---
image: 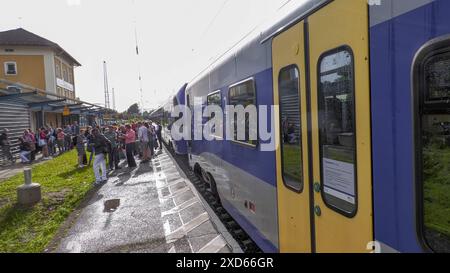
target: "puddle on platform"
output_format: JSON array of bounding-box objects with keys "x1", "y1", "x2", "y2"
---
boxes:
[{"x1": 104, "y1": 199, "x2": 121, "y2": 213}]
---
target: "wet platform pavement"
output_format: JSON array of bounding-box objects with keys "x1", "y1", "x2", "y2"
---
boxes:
[{"x1": 55, "y1": 149, "x2": 241, "y2": 253}]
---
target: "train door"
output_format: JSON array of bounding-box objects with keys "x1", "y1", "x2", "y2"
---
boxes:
[
  {"x1": 274, "y1": 0, "x2": 373, "y2": 253},
  {"x1": 308, "y1": 0, "x2": 373, "y2": 252},
  {"x1": 273, "y1": 21, "x2": 312, "y2": 253}
]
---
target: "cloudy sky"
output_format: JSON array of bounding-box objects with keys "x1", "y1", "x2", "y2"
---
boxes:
[{"x1": 1, "y1": 0, "x2": 307, "y2": 112}]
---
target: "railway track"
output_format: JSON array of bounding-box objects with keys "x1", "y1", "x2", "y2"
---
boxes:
[{"x1": 163, "y1": 144, "x2": 262, "y2": 253}]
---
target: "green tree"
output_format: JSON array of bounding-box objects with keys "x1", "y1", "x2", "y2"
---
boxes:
[{"x1": 127, "y1": 103, "x2": 141, "y2": 115}]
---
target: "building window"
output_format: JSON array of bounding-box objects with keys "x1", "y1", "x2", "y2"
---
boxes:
[
  {"x1": 68, "y1": 70, "x2": 74, "y2": 84},
  {"x1": 228, "y1": 79, "x2": 257, "y2": 147},
  {"x1": 279, "y1": 65, "x2": 303, "y2": 192},
  {"x1": 4, "y1": 62, "x2": 17, "y2": 75},
  {"x1": 55, "y1": 64, "x2": 61, "y2": 79},
  {"x1": 63, "y1": 68, "x2": 68, "y2": 82},
  {"x1": 318, "y1": 47, "x2": 357, "y2": 217},
  {"x1": 415, "y1": 42, "x2": 450, "y2": 253}
]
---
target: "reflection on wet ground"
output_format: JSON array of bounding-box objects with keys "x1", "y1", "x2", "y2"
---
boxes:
[
  {"x1": 54, "y1": 150, "x2": 233, "y2": 253},
  {"x1": 103, "y1": 199, "x2": 120, "y2": 213}
]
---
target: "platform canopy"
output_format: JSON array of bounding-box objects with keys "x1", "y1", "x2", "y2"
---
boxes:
[{"x1": 0, "y1": 78, "x2": 114, "y2": 116}]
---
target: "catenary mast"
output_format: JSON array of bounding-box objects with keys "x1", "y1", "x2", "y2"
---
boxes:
[{"x1": 103, "y1": 61, "x2": 110, "y2": 109}]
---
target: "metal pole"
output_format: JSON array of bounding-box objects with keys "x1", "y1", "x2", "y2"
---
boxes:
[
  {"x1": 24, "y1": 169, "x2": 32, "y2": 185},
  {"x1": 112, "y1": 88, "x2": 116, "y2": 111},
  {"x1": 41, "y1": 106, "x2": 45, "y2": 128},
  {"x1": 103, "y1": 61, "x2": 110, "y2": 109}
]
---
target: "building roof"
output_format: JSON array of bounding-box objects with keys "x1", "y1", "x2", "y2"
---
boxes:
[
  {"x1": 0, "y1": 80, "x2": 112, "y2": 115},
  {"x1": 0, "y1": 28, "x2": 81, "y2": 66}
]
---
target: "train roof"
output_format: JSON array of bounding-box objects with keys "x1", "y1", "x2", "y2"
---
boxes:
[
  {"x1": 187, "y1": 0, "x2": 329, "y2": 89},
  {"x1": 151, "y1": 83, "x2": 188, "y2": 115}
]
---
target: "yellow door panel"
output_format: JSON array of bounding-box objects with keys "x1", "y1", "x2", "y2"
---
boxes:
[
  {"x1": 273, "y1": 21, "x2": 312, "y2": 253},
  {"x1": 308, "y1": 0, "x2": 373, "y2": 252}
]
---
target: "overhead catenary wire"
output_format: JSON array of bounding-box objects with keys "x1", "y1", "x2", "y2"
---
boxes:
[
  {"x1": 189, "y1": 24, "x2": 259, "y2": 83},
  {"x1": 132, "y1": 0, "x2": 144, "y2": 113},
  {"x1": 278, "y1": 0, "x2": 293, "y2": 10},
  {"x1": 188, "y1": 0, "x2": 230, "y2": 61},
  {"x1": 189, "y1": 0, "x2": 290, "y2": 83},
  {"x1": 198, "y1": 0, "x2": 230, "y2": 41}
]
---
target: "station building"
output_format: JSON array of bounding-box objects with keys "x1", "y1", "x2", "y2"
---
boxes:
[{"x1": 0, "y1": 28, "x2": 109, "y2": 157}]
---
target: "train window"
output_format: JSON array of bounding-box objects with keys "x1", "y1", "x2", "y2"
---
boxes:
[
  {"x1": 417, "y1": 47, "x2": 450, "y2": 253},
  {"x1": 207, "y1": 91, "x2": 222, "y2": 136},
  {"x1": 424, "y1": 53, "x2": 450, "y2": 101},
  {"x1": 228, "y1": 79, "x2": 257, "y2": 147},
  {"x1": 318, "y1": 47, "x2": 357, "y2": 217},
  {"x1": 207, "y1": 91, "x2": 221, "y2": 106},
  {"x1": 279, "y1": 65, "x2": 303, "y2": 192},
  {"x1": 186, "y1": 94, "x2": 191, "y2": 147}
]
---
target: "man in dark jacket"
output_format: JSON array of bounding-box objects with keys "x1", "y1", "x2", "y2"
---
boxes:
[
  {"x1": 89, "y1": 128, "x2": 111, "y2": 186},
  {"x1": 104, "y1": 125, "x2": 121, "y2": 171},
  {"x1": 85, "y1": 126, "x2": 93, "y2": 165},
  {"x1": 155, "y1": 122, "x2": 163, "y2": 150},
  {"x1": 0, "y1": 128, "x2": 14, "y2": 163}
]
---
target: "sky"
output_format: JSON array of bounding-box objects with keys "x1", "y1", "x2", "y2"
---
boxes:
[{"x1": 1, "y1": 0, "x2": 308, "y2": 112}]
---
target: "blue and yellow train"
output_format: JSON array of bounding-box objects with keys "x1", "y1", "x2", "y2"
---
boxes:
[{"x1": 151, "y1": 0, "x2": 450, "y2": 253}]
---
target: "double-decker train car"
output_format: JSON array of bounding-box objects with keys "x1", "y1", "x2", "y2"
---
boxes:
[
  {"x1": 164, "y1": 0, "x2": 450, "y2": 253},
  {"x1": 151, "y1": 83, "x2": 188, "y2": 155}
]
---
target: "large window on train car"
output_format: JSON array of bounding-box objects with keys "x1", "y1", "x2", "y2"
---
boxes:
[
  {"x1": 172, "y1": 96, "x2": 183, "y2": 132},
  {"x1": 417, "y1": 47, "x2": 450, "y2": 253},
  {"x1": 318, "y1": 47, "x2": 357, "y2": 217},
  {"x1": 279, "y1": 65, "x2": 303, "y2": 192},
  {"x1": 186, "y1": 94, "x2": 192, "y2": 147},
  {"x1": 228, "y1": 79, "x2": 257, "y2": 147},
  {"x1": 207, "y1": 91, "x2": 222, "y2": 137}
]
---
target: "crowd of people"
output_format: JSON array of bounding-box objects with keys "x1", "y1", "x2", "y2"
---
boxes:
[
  {"x1": 13, "y1": 121, "x2": 82, "y2": 164},
  {"x1": 1, "y1": 123, "x2": 81, "y2": 165},
  {"x1": 1, "y1": 121, "x2": 164, "y2": 187},
  {"x1": 80, "y1": 121, "x2": 163, "y2": 186}
]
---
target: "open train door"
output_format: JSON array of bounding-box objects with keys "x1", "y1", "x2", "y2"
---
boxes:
[{"x1": 307, "y1": 0, "x2": 373, "y2": 252}]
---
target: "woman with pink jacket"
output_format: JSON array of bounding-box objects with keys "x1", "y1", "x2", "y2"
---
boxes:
[{"x1": 119, "y1": 124, "x2": 137, "y2": 168}]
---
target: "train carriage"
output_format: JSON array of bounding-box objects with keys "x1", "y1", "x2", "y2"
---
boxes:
[
  {"x1": 151, "y1": 84, "x2": 188, "y2": 155},
  {"x1": 164, "y1": 0, "x2": 450, "y2": 253}
]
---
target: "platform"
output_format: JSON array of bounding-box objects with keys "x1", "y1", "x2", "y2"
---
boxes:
[{"x1": 53, "y1": 149, "x2": 241, "y2": 253}]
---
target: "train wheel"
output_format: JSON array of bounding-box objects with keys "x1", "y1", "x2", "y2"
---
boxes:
[
  {"x1": 207, "y1": 173, "x2": 220, "y2": 203},
  {"x1": 194, "y1": 164, "x2": 202, "y2": 179},
  {"x1": 201, "y1": 167, "x2": 210, "y2": 185}
]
